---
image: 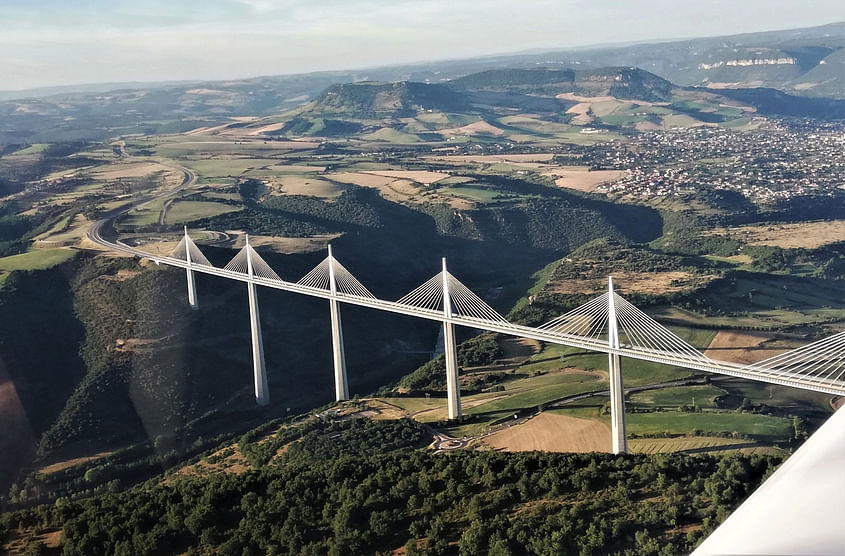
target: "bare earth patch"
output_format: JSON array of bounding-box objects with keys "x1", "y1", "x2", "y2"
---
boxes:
[
  {"x1": 425, "y1": 153, "x2": 555, "y2": 163},
  {"x1": 227, "y1": 233, "x2": 340, "y2": 254},
  {"x1": 173, "y1": 444, "x2": 252, "y2": 478},
  {"x1": 635, "y1": 121, "x2": 663, "y2": 131},
  {"x1": 91, "y1": 162, "x2": 165, "y2": 179},
  {"x1": 483, "y1": 412, "x2": 610, "y2": 453},
  {"x1": 439, "y1": 121, "x2": 505, "y2": 137},
  {"x1": 329, "y1": 172, "x2": 394, "y2": 188},
  {"x1": 328, "y1": 172, "x2": 424, "y2": 203},
  {"x1": 547, "y1": 270, "x2": 718, "y2": 297},
  {"x1": 708, "y1": 220, "x2": 845, "y2": 249},
  {"x1": 556, "y1": 93, "x2": 616, "y2": 103},
  {"x1": 565, "y1": 102, "x2": 594, "y2": 125},
  {"x1": 361, "y1": 399, "x2": 413, "y2": 420},
  {"x1": 362, "y1": 170, "x2": 451, "y2": 184},
  {"x1": 38, "y1": 452, "x2": 113, "y2": 475},
  {"x1": 704, "y1": 330, "x2": 786, "y2": 365},
  {"x1": 273, "y1": 175, "x2": 347, "y2": 198},
  {"x1": 541, "y1": 166, "x2": 626, "y2": 192}
]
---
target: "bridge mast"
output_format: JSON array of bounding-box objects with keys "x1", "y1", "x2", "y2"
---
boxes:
[
  {"x1": 184, "y1": 227, "x2": 198, "y2": 310},
  {"x1": 442, "y1": 258, "x2": 462, "y2": 419},
  {"x1": 607, "y1": 276, "x2": 628, "y2": 454},
  {"x1": 327, "y1": 245, "x2": 349, "y2": 401},
  {"x1": 246, "y1": 236, "x2": 269, "y2": 405}
]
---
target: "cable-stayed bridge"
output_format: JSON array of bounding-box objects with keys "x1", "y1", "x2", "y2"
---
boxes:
[{"x1": 89, "y1": 224, "x2": 845, "y2": 454}]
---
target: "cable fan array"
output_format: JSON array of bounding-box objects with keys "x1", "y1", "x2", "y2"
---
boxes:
[
  {"x1": 396, "y1": 271, "x2": 511, "y2": 325},
  {"x1": 539, "y1": 291, "x2": 708, "y2": 364},
  {"x1": 223, "y1": 244, "x2": 282, "y2": 281},
  {"x1": 538, "y1": 292, "x2": 610, "y2": 339},
  {"x1": 741, "y1": 331, "x2": 845, "y2": 388},
  {"x1": 296, "y1": 256, "x2": 376, "y2": 298},
  {"x1": 151, "y1": 228, "x2": 845, "y2": 396},
  {"x1": 611, "y1": 293, "x2": 707, "y2": 364},
  {"x1": 169, "y1": 235, "x2": 213, "y2": 267}
]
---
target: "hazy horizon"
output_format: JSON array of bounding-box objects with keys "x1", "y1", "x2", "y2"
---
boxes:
[{"x1": 3, "y1": 0, "x2": 844, "y2": 91}]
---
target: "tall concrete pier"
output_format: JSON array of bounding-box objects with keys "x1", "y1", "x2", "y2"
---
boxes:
[
  {"x1": 607, "y1": 276, "x2": 628, "y2": 454},
  {"x1": 442, "y1": 258, "x2": 462, "y2": 420},
  {"x1": 184, "y1": 227, "x2": 198, "y2": 310},
  {"x1": 327, "y1": 245, "x2": 349, "y2": 401},
  {"x1": 246, "y1": 236, "x2": 269, "y2": 405}
]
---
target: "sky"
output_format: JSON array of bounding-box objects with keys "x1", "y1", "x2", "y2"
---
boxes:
[{"x1": 2, "y1": 0, "x2": 843, "y2": 91}]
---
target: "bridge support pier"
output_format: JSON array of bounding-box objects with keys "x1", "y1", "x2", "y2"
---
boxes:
[
  {"x1": 246, "y1": 237, "x2": 269, "y2": 406},
  {"x1": 184, "y1": 227, "x2": 198, "y2": 310},
  {"x1": 442, "y1": 259, "x2": 462, "y2": 420},
  {"x1": 607, "y1": 277, "x2": 628, "y2": 454},
  {"x1": 186, "y1": 267, "x2": 198, "y2": 310},
  {"x1": 327, "y1": 246, "x2": 349, "y2": 401}
]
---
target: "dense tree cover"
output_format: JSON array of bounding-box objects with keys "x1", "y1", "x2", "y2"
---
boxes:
[
  {"x1": 457, "y1": 334, "x2": 503, "y2": 368},
  {"x1": 396, "y1": 334, "x2": 504, "y2": 394},
  {"x1": 1, "y1": 435, "x2": 781, "y2": 555},
  {"x1": 554, "y1": 238, "x2": 719, "y2": 280},
  {"x1": 398, "y1": 356, "x2": 448, "y2": 392},
  {"x1": 237, "y1": 179, "x2": 261, "y2": 205}
]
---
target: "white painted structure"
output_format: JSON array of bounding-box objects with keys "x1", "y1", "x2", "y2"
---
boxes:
[
  {"x1": 692, "y1": 404, "x2": 845, "y2": 555},
  {"x1": 607, "y1": 277, "x2": 628, "y2": 454},
  {"x1": 441, "y1": 258, "x2": 462, "y2": 420},
  {"x1": 90, "y1": 225, "x2": 845, "y2": 454},
  {"x1": 327, "y1": 245, "x2": 349, "y2": 402}
]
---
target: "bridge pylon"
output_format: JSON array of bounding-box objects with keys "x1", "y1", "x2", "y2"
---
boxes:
[
  {"x1": 184, "y1": 227, "x2": 199, "y2": 310},
  {"x1": 327, "y1": 245, "x2": 349, "y2": 401},
  {"x1": 442, "y1": 258, "x2": 462, "y2": 420},
  {"x1": 246, "y1": 235, "x2": 269, "y2": 406},
  {"x1": 607, "y1": 276, "x2": 628, "y2": 454}
]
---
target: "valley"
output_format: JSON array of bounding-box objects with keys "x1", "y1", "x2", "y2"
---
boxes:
[{"x1": 0, "y1": 21, "x2": 843, "y2": 554}]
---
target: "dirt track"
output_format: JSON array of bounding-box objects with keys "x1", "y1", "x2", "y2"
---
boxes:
[{"x1": 482, "y1": 412, "x2": 610, "y2": 453}]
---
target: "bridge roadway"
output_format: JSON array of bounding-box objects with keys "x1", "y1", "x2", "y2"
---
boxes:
[{"x1": 87, "y1": 219, "x2": 845, "y2": 397}]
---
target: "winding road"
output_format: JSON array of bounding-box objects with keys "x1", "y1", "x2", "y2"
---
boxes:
[{"x1": 87, "y1": 158, "x2": 196, "y2": 249}]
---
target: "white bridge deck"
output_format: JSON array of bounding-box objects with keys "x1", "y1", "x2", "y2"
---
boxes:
[{"x1": 93, "y1": 225, "x2": 845, "y2": 398}]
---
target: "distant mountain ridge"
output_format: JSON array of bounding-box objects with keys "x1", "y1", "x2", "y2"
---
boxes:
[
  {"x1": 311, "y1": 81, "x2": 470, "y2": 117},
  {"x1": 448, "y1": 67, "x2": 674, "y2": 101},
  {"x1": 0, "y1": 23, "x2": 841, "y2": 143},
  {"x1": 304, "y1": 67, "x2": 677, "y2": 119}
]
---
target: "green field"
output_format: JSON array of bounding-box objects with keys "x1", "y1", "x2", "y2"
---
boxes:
[
  {"x1": 9, "y1": 143, "x2": 50, "y2": 156},
  {"x1": 118, "y1": 199, "x2": 168, "y2": 229},
  {"x1": 466, "y1": 371, "x2": 606, "y2": 416},
  {"x1": 150, "y1": 140, "x2": 316, "y2": 158},
  {"x1": 629, "y1": 436, "x2": 785, "y2": 456},
  {"x1": 358, "y1": 128, "x2": 422, "y2": 144},
  {"x1": 527, "y1": 327, "x2": 715, "y2": 387},
  {"x1": 182, "y1": 158, "x2": 286, "y2": 178},
  {"x1": 0, "y1": 248, "x2": 78, "y2": 288},
  {"x1": 653, "y1": 274, "x2": 845, "y2": 328},
  {"x1": 164, "y1": 200, "x2": 240, "y2": 225},
  {"x1": 628, "y1": 384, "x2": 726, "y2": 410},
  {"x1": 717, "y1": 380, "x2": 833, "y2": 412},
  {"x1": 626, "y1": 412, "x2": 793, "y2": 443},
  {"x1": 0, "y1": 248, "x2": 77, "y2": 272}
]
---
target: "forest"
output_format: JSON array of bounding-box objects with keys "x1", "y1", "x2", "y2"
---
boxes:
[{"x1": 1, "y1": 418, "x2": 781, "y2": 555}]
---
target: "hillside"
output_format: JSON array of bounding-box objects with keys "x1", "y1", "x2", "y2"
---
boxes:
[
  {"x1": 308, "y1": 81, "x2": 471, "y2": 117},
  {"x1": 1, "y1": 414, "x2": 783, "y2": 555},
  {"x1": 448, "y1": 67, "x2": 675, "y2": 101}
]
